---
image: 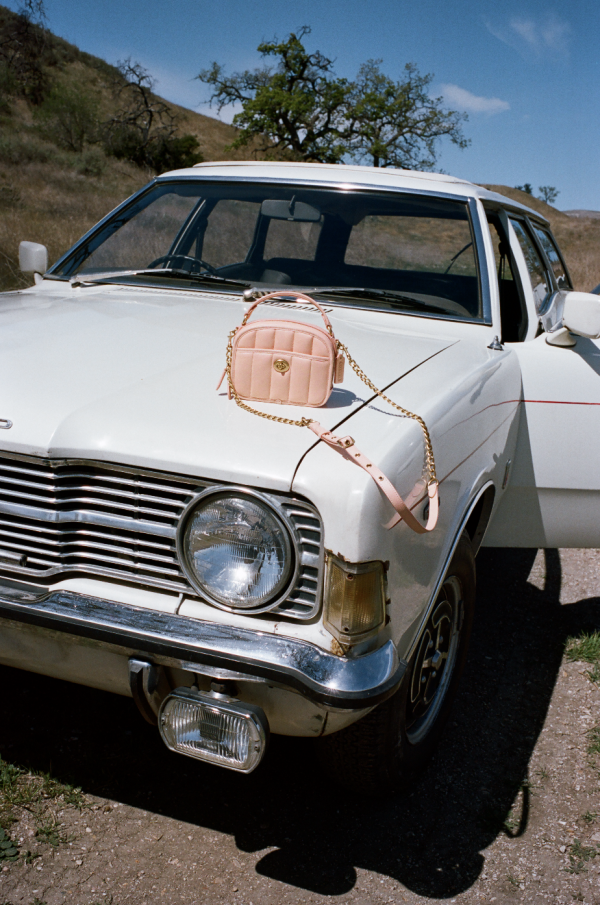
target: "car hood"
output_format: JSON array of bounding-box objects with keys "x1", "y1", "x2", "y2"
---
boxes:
[{"x1": 0, "y1": 284, "x2": 456, "y2": 491}]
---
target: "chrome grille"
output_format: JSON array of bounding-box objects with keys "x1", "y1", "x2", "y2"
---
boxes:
[{"x1": 0, "y1": 453, "x2": 323, "y2": 620}]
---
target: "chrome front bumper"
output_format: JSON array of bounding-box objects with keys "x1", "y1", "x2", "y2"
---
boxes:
[{"x1": 0, "y1": 582, "x2": 405, "y2": 709}]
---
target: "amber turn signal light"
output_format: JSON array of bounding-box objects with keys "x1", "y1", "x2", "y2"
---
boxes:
[{"x1": 324, "y1": 553, "x2": 387, "y2": 644}]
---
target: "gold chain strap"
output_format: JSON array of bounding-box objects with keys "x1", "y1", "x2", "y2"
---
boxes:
[
  {"x1": 336, "y1": 341, "x2": 437, "y2": 484},
  {"x1": 224, "y1": 329, "x2": 437, "y2": 484}
]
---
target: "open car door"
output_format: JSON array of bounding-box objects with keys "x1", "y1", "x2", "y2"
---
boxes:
[{"x1": 484, "y1": 212, "x2": 600, "y2": 548}]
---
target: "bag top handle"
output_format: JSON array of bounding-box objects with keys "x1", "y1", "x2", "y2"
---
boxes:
[{"x1": 241, "y1": 290, "x2": 334, "y2": 335}]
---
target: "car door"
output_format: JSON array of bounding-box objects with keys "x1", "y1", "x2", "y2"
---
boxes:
[{"x1": 484, "y1": 212, "x2": 600, "y2": 548}]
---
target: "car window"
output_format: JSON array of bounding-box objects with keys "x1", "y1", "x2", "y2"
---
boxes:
[
  {"x1": 201, "y1": 200, "x2": 261, "y2": 268},
  {"x1": 487, "y1": 221, "x2": 514, "y2": 282},
  {"x1": 509, "y1": 218, "x2": 550, "y2": 314},
  {"x1": 77, "y1": 192, "x2": 200, "y2": 274},
  {"x1": 532, "y1": 227, "x2": 572, "y2": 290},
  {"x1": 52, "y1": 182, "x2": 484, "y2": 323},
  {"x1": 345, "y1": 215, "x2": 477, "y2": 276}
]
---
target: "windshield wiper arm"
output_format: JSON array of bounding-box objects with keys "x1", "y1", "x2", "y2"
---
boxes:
[{"x1": 74, "y1": 269, "x2": 252, "y2": 289}]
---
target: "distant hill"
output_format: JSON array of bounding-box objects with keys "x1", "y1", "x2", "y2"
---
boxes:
[{"x1": 565, "y1": 210, "x2": 600, "y2": 220}]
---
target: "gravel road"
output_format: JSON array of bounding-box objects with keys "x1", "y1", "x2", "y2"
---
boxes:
[{"x1": 1, "y1": 546, "x2": 600, "y2": 905}]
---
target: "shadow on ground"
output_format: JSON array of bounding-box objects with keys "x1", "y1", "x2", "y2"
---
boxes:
[{"x1": 2, "y1": 548, "x2": 599, "y2": 899}]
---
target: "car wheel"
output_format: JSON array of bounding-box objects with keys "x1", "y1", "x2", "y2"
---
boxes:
[{"x1": 319, "y1": 531, "x2": 475, "y2": 793}]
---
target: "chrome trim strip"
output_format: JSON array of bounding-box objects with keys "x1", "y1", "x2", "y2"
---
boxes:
[
  {"x1": 0, "y1": 449, "x2": 195, "y2": 478},
  {"x1": 0, "y1": 500, "x2": 176, "y2": 538},
  {"x1": 0, "y1": 587, "x2": 405, "y2": 709}
]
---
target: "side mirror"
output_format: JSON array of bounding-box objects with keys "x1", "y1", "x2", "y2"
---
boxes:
[
  {"x1": 562, "y1": 291, "x2": 600, "y2": 339},
  {"x1": 19, "y1": 241, "x2": 48, "y2": 274}
]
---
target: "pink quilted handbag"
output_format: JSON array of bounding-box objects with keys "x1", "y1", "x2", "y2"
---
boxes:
[
  {"x1": 218, "y1": 290, "x2": 439, "y2": 534},
  {"x1": 227, "y1": 290, "x2": 343, "y2": 406}
]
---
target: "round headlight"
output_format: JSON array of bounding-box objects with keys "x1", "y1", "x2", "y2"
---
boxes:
[{"x1": 178, "y1": 491, "x2": 294, "y2": 610}]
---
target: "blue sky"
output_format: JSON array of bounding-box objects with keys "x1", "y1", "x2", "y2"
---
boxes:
[{"x1": 7, "y1": 0, "x2": 600, "y2": 210}]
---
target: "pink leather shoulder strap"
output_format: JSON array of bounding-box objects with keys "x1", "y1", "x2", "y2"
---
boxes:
[
  {"x1": 242, "y1": 290, "x2": 333, "y2": 334},
  {"x1": 308, "y1": 421, "x2": 439, "y2": 534}
]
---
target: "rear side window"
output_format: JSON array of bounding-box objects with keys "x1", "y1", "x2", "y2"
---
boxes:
[
  {"x1": 509, "y1": 218, "x2": 550, "y2": 313},
  {"x1": 532, "y1": 227, "x2": 572, "y2": 290}
]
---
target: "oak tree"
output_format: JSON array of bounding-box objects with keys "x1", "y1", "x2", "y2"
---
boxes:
[
  {"x1": 345, "y1": 60, "x2": 468, "y2": 168},
  {"x1": 197, "y1": 28, "x2": 468, "y2": 169}
]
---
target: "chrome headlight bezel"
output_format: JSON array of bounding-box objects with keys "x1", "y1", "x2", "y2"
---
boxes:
[{"x1": 176, "y1": 485, "x2": 299, "y2": 614}]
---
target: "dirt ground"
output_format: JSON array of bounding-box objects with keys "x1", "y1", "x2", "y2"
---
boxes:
[{"x1": 1, "y1": 546, "x2": 600, "y2": 905}]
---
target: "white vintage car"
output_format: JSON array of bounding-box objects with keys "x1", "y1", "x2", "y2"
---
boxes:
[{"x1": 2, "y1": 162, "x2": 599, "y2": 790}]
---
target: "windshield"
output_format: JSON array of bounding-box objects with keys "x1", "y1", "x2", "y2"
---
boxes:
[{"x1": 53, "y1": 180, "x2": 483, "y2": 321}]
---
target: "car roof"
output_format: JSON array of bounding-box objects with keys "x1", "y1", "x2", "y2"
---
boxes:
[{"x1": 158, "y1": 160, "x2": 549, "y2": 226}]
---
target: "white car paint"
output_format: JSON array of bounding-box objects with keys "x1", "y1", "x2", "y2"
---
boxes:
[{"x1": 484, "y1": 331, "x2": 600, "y2": 548}]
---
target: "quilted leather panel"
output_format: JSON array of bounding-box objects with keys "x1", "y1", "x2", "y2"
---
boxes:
[
  {"x1": 231, "y1": 319, "x2": 336, "y2": 406},
  {"x1": 232, "y1": 349, "x2": 334, "y2": 406},
  {"x1": 236, "y1": 321, "x2": 331, "y2": 358}
]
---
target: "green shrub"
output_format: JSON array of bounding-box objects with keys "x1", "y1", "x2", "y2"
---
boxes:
[
  {"x1": 103, "y1": 122, "x2": 146, "y2": 166},
  {"x1": 104, "y1": 127, "x2": 202, "y2": 173},
  {"x1": 150, "y1": 133, "x2": 203, "y2": 172},
  {"x1": 74, "y1": 146, "x2": 107, "y2": 177},
  {"x1": 34, "y1": 81, "x2": 100, "y2": 152},
  {"x1": 0, "y1": 132, "x2": 64, "y2": 165}
]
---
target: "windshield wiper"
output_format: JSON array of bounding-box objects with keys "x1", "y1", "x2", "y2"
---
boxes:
[
  {"x1": 73, "y1": 269, "x2": 252, "y2": 290},
  {"x1": 313, "y1": 287, "x2": 445, "y2": 313},
  {"x1": 131, "y1": 269, "x2": 252, "y2": 287}
]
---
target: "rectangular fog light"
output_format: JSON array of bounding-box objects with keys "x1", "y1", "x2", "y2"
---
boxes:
[{"x1": 158, "y1": 687, "x2": 268, "y2": 773}]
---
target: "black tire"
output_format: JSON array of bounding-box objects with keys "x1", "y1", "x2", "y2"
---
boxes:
[{"x1": 319, "y1": 531, "x2": 475, "y2": 793}]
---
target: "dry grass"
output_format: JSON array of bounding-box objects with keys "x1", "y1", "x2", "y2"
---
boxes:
[
  {"x1": 0, "y1": 111, "x2": 255, "y2": 291},
  {"x1": 0, "y1": 155, "x2": 148, "y2": 290}
]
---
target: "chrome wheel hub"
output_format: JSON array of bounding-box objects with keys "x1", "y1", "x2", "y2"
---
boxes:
[{"x1": 406, "y1": 575, "x2": 463, "y2": 745}]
